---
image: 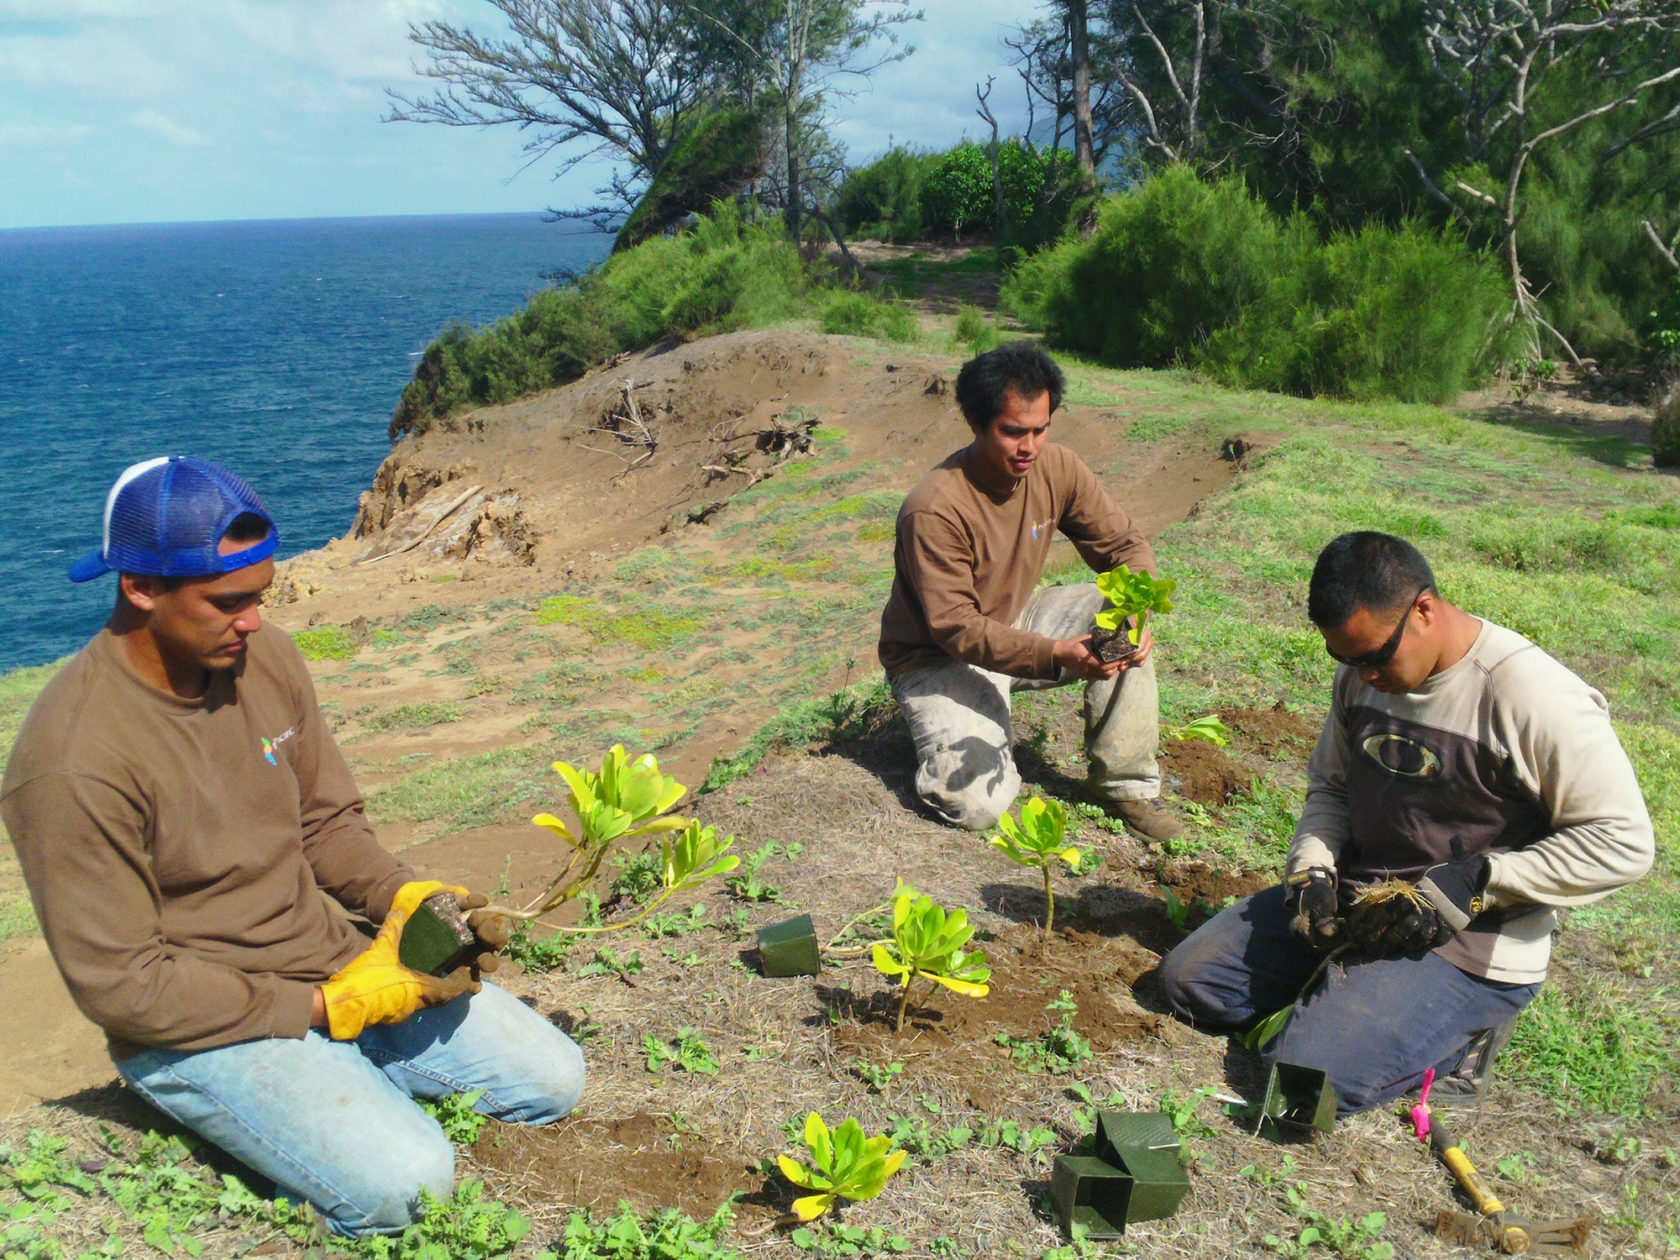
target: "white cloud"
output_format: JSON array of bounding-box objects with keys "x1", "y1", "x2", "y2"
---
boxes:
[
  {"x1": 0, "y1": 121, "x2": 95, "y2": 148},
  {"x1": 130, "y1": 109, "x2": 211, "y2": 148},
  {"x1": 0, "y1": 30, "x2": 180, "y2": 97},
  {"x1": 225, "y1": 0, "x2": 453, "y2": 85}
]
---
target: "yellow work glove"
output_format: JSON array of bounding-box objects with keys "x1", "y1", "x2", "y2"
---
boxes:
[{"x1": 321, "y1": 880, "x2": 480, "y2": 1040}]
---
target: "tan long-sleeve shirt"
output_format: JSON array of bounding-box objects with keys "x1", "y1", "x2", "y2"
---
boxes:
[
  {"x1": 878, "y1": 442, "x2": 1155, "y2": 679},
  {"x1": 1286, "y1": 620, "x2": 1653, "y2": 983},
  {"x1": 1, "y1": 627, "x2": 411, "y2": 1060}
]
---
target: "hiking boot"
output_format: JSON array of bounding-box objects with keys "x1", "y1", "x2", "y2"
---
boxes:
[
  {"x1": 1110, "y1": 797, "x2": 1186, "y2": 843},
  {"x1": 1431, "y1": 1015, "x2": 1520, "y2": 1109}
]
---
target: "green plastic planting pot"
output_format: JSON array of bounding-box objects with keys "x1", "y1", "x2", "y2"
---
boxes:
[
  {"x1": 756, "y1": 913, "x2": 820, "y2": 977},
  {"x1": 1049, "y1": 1154, "x2": 1132, "y2": 1240},
  {"x1": 1092, "y1": 1110, "x2": 1190, "y2": 1222},
  {"x1": 398, "y1": 894, "x2": 477, "y2": 977},
  {"x1": 1260, "y1": 1060, "x2": 1337, "y2": 1135}
]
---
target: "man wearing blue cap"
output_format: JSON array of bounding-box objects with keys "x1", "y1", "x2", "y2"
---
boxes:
[{"x1": 2, "y1": 457, "x2": 585, "y2": 1236}]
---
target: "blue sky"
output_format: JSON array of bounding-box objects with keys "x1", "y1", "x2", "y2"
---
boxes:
[{"x1": 1, "y1": 0, "x2": 1043, "y2": 230}]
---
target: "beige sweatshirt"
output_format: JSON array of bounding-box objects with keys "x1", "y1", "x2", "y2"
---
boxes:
[
  {"x1": 878, "y1": 442, "x2": 1156, "y2": 679},
  {"x1": 1287, "y1": 620, "x2": 1653, "y2": 983},
  {"x1": 1, "y1": 627, "x2": 411, "y2": 1060}
]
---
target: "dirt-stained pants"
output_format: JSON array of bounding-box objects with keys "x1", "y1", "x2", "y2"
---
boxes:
[{"x1": 889, "y1": 582, "x2": 1162, "y2": 831}]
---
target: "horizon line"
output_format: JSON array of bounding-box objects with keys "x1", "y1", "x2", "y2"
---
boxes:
[{"x1": 0, "y1": 209, "x2": 616, "y2": 234}]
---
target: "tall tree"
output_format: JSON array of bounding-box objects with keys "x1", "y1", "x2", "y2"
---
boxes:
[
  {"x1": 386, "y1": 0, "x2": 731, "y2": 206},
  {"x1": 701, "y1": 0, "x2": 918, "y2": 237},
  {"x1": 1405, "y1": 1, "x2": 1680, "y2": 360}
]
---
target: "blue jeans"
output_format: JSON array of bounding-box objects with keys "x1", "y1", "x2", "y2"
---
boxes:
[
  {"x1": 1157, "y1": 884, "x2": 1538, "y2": 1115},
  {"x1": 116, "y1": 982, "x2": 585, "y2": 1236}
]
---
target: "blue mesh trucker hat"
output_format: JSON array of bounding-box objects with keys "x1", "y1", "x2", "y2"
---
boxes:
[{"x1": 67, "y1": 456, "x2": 278, "y2": 583}]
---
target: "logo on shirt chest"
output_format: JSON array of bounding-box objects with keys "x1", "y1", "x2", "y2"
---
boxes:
[
  {"x1": 1360, "y1": 733, "x2": 1443, "y2": 779},
  {"x1": 261, "y1": 726, "x2": 297, "y2": 766},
  {"x1": 1029, "y1": 516, "x2": 1056, "y2": 539}
]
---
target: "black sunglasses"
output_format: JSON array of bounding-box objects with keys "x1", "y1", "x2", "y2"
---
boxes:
[{"x1": 1326, "y1": 586, "x2": 1429, "y2": 669}]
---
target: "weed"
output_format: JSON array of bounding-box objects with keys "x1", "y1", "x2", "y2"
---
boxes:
[
  {"x1": 418, "y1": 1089, "x2": 488, "y2": 1144},
  {"x1": 292, "y1": 625, "x2": 357, "y2": 661},
  {"x1": 885, "y1": 1115, "x2": 973, "y2": 1160},
  {"x1": 641, "y1": 902, "x2": 711, "y2": 938},
  {"x1": 790, "y1": 1221, "x2": 913, "y2": 1255},
  {"x1": 726, "y1": 842, "x2": 785, "y2": 902},
  {"x1": 362, "y1": 701, "x2": 465, "y2": 732},
  {"x1": 975, "y1": 1119, "x2": 1058, "y2": 1156},
  {"x1": 502, "y1": 923, "x2": 573, "y2": 972},
  {"x1": 573, "y1": 947, "x2": 645, "y2": 981},
  {"x1": 644, "y1": 1027, "x2": 721, "y2": 1075},
  {"x1": 995, "y1": 991, "x2": 1093, "y2": 1074},
  {"x1": 1240, "y1": 1152, "x2": 1300, "y2": 1187},
  {"x1": 550, "y1": 1203, "x2": 739, "y2": 1259},
  {"x1": 851, "y1": 1059, "x2": 905, "y2": 1091},
  {"x1": 534, "y1": 595, "x2": 702, "y2": 650},
  {"x1": 1265, "y1": 1186, "x2": 1395, "y2": 1259}
]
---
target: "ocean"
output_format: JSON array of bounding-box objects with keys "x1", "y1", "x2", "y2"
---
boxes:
[{"x1": 0, "y1": 214, "x2": 613, "y2": 674}]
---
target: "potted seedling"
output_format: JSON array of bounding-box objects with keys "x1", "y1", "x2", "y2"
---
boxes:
[
  {"x1": 1090, "y1": 564, "x2": 1177, "y2": 664},
  {"x1": 871, "y1": 890, "x2": 991, "y2": 1032},
  {"x1": 776, "y1": 1112, "x2": 906, "y2": 1224},
  {"x1": 990, "y1": 795, "x2": 1082, "y2": 939}
]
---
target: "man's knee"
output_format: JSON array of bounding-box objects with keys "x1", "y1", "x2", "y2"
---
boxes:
[
  {"x1": 917, "y1": 775, "x2": 1011, "y2": 830},
  {"x1": 1156, "y1": 929, "x2": 1246, "y2": 1027},
  {"x1": 492, "y1": 1034, "x2": 587, "y2": 1125},
  {"x1": 324, "y1": 1129, "x2": 454, "y2": 1236}
]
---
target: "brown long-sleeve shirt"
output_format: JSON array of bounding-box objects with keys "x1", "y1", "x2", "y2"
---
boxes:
[
  {"x1": 878, "y1": 442, "x2": 1156, "y2": 679},
  {"x1": 1, "y1": 626, "x2": 411, "y2": 1060}
]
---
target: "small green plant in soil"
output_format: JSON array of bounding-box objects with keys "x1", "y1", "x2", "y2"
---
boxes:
[
  {"x1": 1093, "y1": 563, "x2": 1177, "y2": 653},
  {"x1": 1166, "y1": 713, "x2": 1231, "y2": 745},
  {"x1": 994, "y1": 989, "x2": 1092, "y2": 1073},
  {"x1": 644, "y1": 1027, "x2": 721, "y2": 1076},
  {"x1": 572, "y1": 947, "x2": 645, "y2": 980},
  {"x1": 852, "y1": 1058, "x2": 905, "y2": 1091},
  {"x1": 990, "y1": 795, "x2": 1081, "y2": 937},
  {"x1": 419, "y1": 1089, "x2": 488, "y2": 1144},
  {"x1": 776, "y1": 1112, "x2": 907, "y2": 1223},
  {"x1": 551, "y1": 1203, "x2": 739, "y2": 1259},
  {"x1": 1265, "y1": 1186, "x2": 1395, "y2": 1259},
  {"x1": 726, "y1": 841, "x2": 792, "y2": 902},
  {"x1": 872, "y1": 890, "x2": 992, "y2": 1031}
]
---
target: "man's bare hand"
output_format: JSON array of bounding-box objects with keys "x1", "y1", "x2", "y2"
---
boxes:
[
  {"x1": 1053, "y1": 635, "x2": 1125, "y2": 680},
  {"x1": 1123, "y1": 624, "x2": 1154, "y2": 667}
]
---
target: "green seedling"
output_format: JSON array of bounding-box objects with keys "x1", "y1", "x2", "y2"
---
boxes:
[
  {"x1": 1094, "y1": 564, "x2": 1177, "y2": 647},
  {"x1": 1167, "y1": 714, "x2": 1231, "y2": 746},
  {"x1": 990, "y1": 795, "x2": 1081, "y2": 938},
  {"x1": 852, "y1": 1059, "x2": 905, "y2": 1091},
  {"x1": 872, "y1": 891, "x2": 992, "y2": 1032},
  {"x1": 508, "y1": 746, "x2": 738, "y2": 936},
  {"x1": 572, "y1": 947, "x2": 644, "y2": 980},
  {"x1": 726, "y1": 842, "x2": 784, "y2": 902},
  {"x1": 643, "y1": 1027, "x2": 720, "y2": 1075},
  {"x1": 995, "y1": 990, "x2": 1092, "y2": 1073},
  {"x1": 776, "y1": 1112, "x2": 906, "y2": 1223}
]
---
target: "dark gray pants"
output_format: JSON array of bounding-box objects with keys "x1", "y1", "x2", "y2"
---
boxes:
[{"x1": 1157, "y1": 884, "x2": 1539, "y2": 1115}]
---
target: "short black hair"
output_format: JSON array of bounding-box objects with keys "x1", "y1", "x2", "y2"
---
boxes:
[
  {"x1": 224, "y1": 512, "x2": 271, "y2": 544},
  {"x1": 1307, "y1": 532, "x2": 1437, "y2": 629},
  {"x1": 954, "y1": 340, "x2": 1065, "y2": 430}
]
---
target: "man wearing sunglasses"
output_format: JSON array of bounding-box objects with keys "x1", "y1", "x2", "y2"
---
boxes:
[{"x1": 1157, "y1": 531, "x2": 1652, "y2": 1114}]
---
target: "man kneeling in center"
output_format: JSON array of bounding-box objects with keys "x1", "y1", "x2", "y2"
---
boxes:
[{"x1": 877, "y1": 341, "x2": 1179, "y2": 840}]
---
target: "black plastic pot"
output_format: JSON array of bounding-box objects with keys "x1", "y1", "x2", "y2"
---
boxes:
[
  {"x1": 1260, "y1": 1060, "x2": 1337, "y2": 1135},
  {"x1": 1094, "y1": 1110, "x2": 1190, "y2": 1222},
  {"x1": 756, "y1": 913, "x2": 821, "y2": 976},
  {"x1": 399, "y1": 894, "x2": 478, "y2": 976}
]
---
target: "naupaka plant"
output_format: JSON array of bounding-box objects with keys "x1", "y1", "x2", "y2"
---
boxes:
[
  {"x1": 1094, "y1": 564, "x2": 1177, "y2": 654},
  {"x1": 506, "y1": 746, "x2": 738, "y2": 933},
  {"x1": 872, "y1": 890, "x2": 991, "y2": 1032},
  {"x1": 990, "y1": 795, "x2": 1080, "y2": 938},
  {"x1": 776, "y1": 1112, "x2": 906, "y2": 1223}
]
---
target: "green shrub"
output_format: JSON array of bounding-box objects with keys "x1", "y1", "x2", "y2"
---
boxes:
[
  {"x1": 1016, "y1": 166, "x2": 1286, "y2": 366},
  {"x1": 820, "y1": 290, "x2": 919, "y2": 342},
  {"x1": 920, "y1": 140, "x2": 1075, "y2": 243},
  {"x1": 834, "y1": 146, "x2": 939, "y2": 242},
  {"x1": 952, "y1": 305, "x2": 1000, "y2": 353},
  {"x1": 1005, "y1": 167, "x2": 1506, "y2": 402},
  {"x1": 1199, "y1": 219, "x2": 1508, "y2": 404},
  {"x1": 390, "y1": 202, "x2": 816, "y2": 439},
  {"x1": 1655, "y1": 372, "x2": 1680, "y2": 468}
]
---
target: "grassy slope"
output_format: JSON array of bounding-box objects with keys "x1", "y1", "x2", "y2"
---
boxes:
[{"x1": 1, "y1": 307, "x2": 1677, "y2": 1254}]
